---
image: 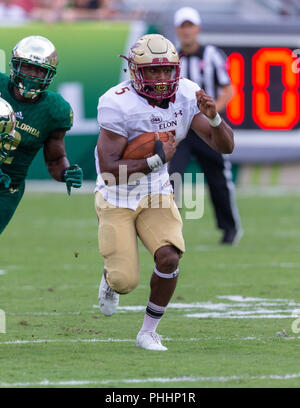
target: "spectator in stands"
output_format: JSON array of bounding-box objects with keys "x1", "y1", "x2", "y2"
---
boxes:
[
  {"x1": 14, "y1": 0, "x2": 36, "y2": 13},
  {"x1": 0, "y1": 0, "x2": 35, "y2": 24},
  {"x1": 30, "y1": 0, "x2": 67, "y2": 23},
  {"x1": 31, "y1": 0, "x2": 118, "y2": 23},
  {"x1": 63, "y1": 0, "x2": 117, "y2": 21}
]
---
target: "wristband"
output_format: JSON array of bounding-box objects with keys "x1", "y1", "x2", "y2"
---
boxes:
[
  {"x1": 146, "y1": 154, "x2": 164, "y2": 171},
  {"x1": 154, "y1": 139, "x2": 166, "y2": 164},
  {"x1": 207, "y1": 113, "x2": 222, "y2": 127}
]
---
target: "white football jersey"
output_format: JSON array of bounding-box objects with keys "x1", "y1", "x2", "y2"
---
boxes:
[{"x1": 95, "y1": 77, "x2": 201, "y2": 209}]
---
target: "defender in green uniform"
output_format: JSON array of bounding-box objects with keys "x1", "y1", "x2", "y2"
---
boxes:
[{"x1": 0, "y1": 35, "x2": 83, "y2": 234}]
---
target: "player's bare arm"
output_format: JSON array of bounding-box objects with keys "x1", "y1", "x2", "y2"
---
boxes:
[
  {"x1": 191, "y1": 89, "x2": 234, "y2": 154},
  {"x1": 98, "y1": 127, "x2": 177, "y2": 184},
  {"x1": 43, "y1": 130, "x2": 70, "y2": 181}
]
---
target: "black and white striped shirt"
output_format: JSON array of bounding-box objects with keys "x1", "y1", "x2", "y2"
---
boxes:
[{"x1": 180, "y1": 45, "x2": 230, "y2": 100}]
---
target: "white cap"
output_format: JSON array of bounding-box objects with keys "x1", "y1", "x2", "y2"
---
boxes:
[{"x1": 174, "y1": 7, "x2": 202, "y2": 27}]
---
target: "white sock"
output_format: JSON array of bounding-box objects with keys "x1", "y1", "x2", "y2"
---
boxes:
[{"x1": 140, "y1": 301, "x2": 167, "y2": 333}]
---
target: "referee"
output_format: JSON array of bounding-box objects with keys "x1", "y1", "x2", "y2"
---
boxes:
[{"x1": 169, "y1": 6, "x2": 242, "y2": 245}]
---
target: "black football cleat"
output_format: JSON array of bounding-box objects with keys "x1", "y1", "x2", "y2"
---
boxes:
[{"x1": 220, "y1": 228, "x2": 243, "y2": 246}]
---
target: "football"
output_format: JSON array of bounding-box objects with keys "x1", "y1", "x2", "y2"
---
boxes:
[{"x1": 122, "y1": 132, "x2": 170, "y2": 160}]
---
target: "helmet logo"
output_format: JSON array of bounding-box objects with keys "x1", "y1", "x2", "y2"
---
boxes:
[{"x1": 152, "y1": 58, "x2": 169, "y2": 63}]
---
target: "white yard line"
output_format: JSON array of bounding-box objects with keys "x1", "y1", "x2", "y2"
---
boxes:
[
  {"x1": 0, "y1": 338, "x2": 134, "y2": 345},
  {"x1": 6, "y1": 311, "x2": 97, "y2": 316},
  {"x1": 1, "y1": 335, "x2": 299, "y2": 346},
  {"x1": 3, "y1": 295, "x2": 298, "y2": 319},
  {"x1": 2, "y1": 371, "x2": 300, "y2": 387},
  {"x1": 215, "y1": 262, "x2": 300, "y2": 269},
  {"x1": 185, "y1": 312, "x2": 295, "y2": 319},
  {"x1": 0, "y1": 270, "x2": 6, "y2": 275},
  {"x1": 91, "y1": 296, "x2": 299, "y2": 319},
  {"x1": 218, "y1": 295, "x2": 288, "y2": 302}
]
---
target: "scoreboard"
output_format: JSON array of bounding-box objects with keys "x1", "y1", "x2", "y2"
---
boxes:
[
  {"x1": 225, "y1": 46, "x2": 299, "y2": 131},
  {"x1": 200, "y1": 33, "x2": 300, "y2": 161}
]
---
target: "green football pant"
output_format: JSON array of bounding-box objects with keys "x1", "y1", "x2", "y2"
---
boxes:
[{"x1": 0, "y1": 182, "x2": 25, "y2": 234}]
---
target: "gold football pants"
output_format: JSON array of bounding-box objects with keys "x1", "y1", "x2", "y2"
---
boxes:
[{"x1": 95, "y1": 192, "x2": 185, "y2": 294}]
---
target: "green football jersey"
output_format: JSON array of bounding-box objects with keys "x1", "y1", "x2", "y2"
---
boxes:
[{"x1": 0, "y1": 72, "x2": 73, "y2": 184}]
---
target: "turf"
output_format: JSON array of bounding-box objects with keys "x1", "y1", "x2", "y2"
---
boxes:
[{"x1": 1, "y1": 188, "x2": 300, "y2": 388}]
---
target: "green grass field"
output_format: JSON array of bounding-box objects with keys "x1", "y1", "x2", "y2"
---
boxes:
[{"x1": 1, "y1": 186, "x2": 300, "y2": 388}]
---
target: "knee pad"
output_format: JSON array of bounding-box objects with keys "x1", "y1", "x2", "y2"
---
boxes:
[{"x1": 107, "y1": 269, "x2": 139, "y2": 294}]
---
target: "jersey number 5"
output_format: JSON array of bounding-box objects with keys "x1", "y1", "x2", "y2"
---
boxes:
[{"x1": 115, "y1": 87, "x2": 130, "y2": 95}]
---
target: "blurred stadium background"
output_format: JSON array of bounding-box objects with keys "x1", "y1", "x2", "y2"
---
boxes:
[
  {"x1": 3, "y1": 0, "x2": 300, "y2": 389},
  {"x1": 1, "y1": 0, "x2": 300, "y2": 188}
]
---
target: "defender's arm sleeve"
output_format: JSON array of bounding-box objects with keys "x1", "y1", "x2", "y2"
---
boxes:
[{"x1": 50, "y1": 95, "x2": 74, "y2": 132}]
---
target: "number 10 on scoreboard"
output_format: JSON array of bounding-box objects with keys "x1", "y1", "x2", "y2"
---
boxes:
[
  {"x1": 0, "y1": 310, "x2": 6, "y2": 334},
  {"x1": 226, "y1": 47, "x2": 300, "y2": 130}
]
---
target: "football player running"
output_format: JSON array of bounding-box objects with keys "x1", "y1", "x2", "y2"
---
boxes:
[
  {"x1": 0, "y1": 36, "x2": 83, "y2": 234},
  {"x1": 95, "y1": 34, "x2": 234, "y2": 350}
]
